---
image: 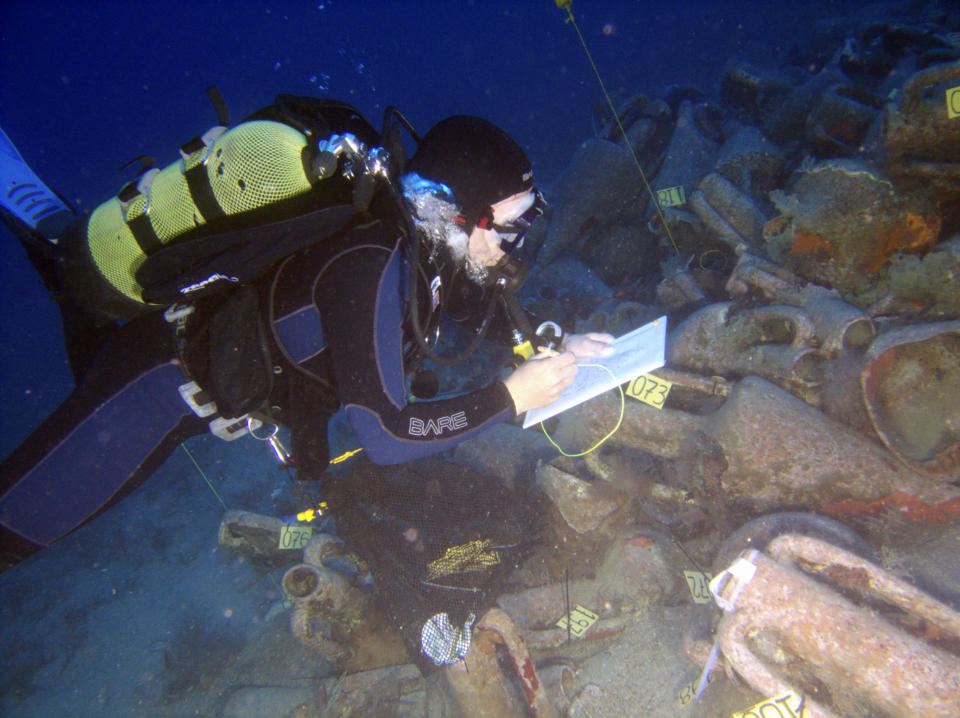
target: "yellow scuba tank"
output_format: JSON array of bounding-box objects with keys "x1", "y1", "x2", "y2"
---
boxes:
[
  {"x1": 75, "y1": 120, "x2": 314, "y2": 314},
  {"x1": 54, "y1": 95, "x2": 390, "y2": 321}
]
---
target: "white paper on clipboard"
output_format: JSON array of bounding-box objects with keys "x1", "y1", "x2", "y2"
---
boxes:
[{"x1": 522, "y1": 315, "x2": 667, "y2": 429}]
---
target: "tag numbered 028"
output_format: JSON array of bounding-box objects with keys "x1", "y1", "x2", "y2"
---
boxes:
[{"x1": 626, "y1": 373, "x2": 673, "y2": 409}]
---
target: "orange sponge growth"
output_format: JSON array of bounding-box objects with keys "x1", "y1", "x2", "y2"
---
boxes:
[
  {"x1": 868, "y1": 212, "x2": 941, "y2": 273},
  {"x1": 789, "y1": 231, "x2": 834, "y2": 260}
]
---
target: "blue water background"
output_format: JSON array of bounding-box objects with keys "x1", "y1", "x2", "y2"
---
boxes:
[{"x1": 0, "y1": 0, "x2": 863, "y2": 458}]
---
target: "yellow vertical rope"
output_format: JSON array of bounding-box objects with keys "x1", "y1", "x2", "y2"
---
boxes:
[
  {"x1": 181, "y1": 442, "x2": 289, "y2": 607},
  {"x1": 181, "y1": 443, "x2": 229, "y2": 510},
  {"x1": 556, "y1": 2, "x2": 681, "y2": 256}
]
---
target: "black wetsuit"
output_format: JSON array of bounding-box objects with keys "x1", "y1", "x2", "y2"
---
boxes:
[{"x1": 0, "y1": 215, "x2": 518, "y2": 565}]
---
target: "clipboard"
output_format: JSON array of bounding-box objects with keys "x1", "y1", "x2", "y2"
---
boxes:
[{"x1": 522, "y1": 315, "x2": 667, "y2": 428}]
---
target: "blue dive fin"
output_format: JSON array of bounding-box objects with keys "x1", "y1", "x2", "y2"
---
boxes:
[{"x1": 0, "y1": 126, "x2": 74, "y2": 238}]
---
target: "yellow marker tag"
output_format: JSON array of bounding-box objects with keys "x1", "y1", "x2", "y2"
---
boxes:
[
  {"x1": 677, "y1": 672, "x2": 714, "y2": 707},
  {"x1": 732, "y1": 690, "x2": 806, "y2": 718},
  {"x1": 677, "y1": 678, "x2": 697, "y2": 708},
  {"x1": 626, "y1": 373, "x2": 672, "y2": 409},
  {"x1": 684, "y1": 570, "x2": 713, "y2": 604},
  {"x1": 278, "y1": 525, "x2": 312, "y2": 550},
  {"x1": 947, "y1": 85, "x2": 960, "y2": 119},
  {"x1": 555, "y1": 604, "x2": 599, "y2": 637},
  {"x1": 657, "y1": 185, "x2": 686, "y2": 208}
]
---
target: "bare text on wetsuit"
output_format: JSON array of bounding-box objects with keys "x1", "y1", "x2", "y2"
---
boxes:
[{"x1": 408, "y1": 411, "x2": 468, "y2": 437}]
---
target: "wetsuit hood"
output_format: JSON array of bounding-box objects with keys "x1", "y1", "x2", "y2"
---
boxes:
[{"x1": 406, "y1": 116, "x2": 533, "y2": 227}]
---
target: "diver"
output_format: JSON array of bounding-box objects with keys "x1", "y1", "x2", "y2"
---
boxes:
[{"x1": 0, "y1": 107, "x2": 613, "y2": 567}]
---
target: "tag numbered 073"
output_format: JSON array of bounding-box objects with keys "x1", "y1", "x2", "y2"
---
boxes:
[{"x1": 626, "y1": 373, "x2": 673, "y2": 409}]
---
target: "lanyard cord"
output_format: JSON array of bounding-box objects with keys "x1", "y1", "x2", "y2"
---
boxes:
[{"x1": 539, "y1": 362, "x2": 624, "y2": 457}]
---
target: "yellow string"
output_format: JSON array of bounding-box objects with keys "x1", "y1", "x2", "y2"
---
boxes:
[
  {"x1": 540, "y1": 363, "x2": 625, "y2": 457},
  {"x1": 181, "y1": 441, "x2": 293, "y2": 608},
  {"x1": 557, "y1": 3, "x2": 680, "y2": 256},
  {"x1": 329, "y1": 447, "x2": 364, "y2": 465}
]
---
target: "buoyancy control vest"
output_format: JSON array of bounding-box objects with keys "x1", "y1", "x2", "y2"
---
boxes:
[{"x1": 56, "y1": 95, "x2": 390, "y2": 322}]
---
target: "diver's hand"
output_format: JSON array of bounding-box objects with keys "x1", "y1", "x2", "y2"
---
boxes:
[
  {"x1": 563, "y1": 332, "x2": 614, "y2": 360},
  {"x1": 503, "y1": 352, "x2": 578, "y2": 415}
]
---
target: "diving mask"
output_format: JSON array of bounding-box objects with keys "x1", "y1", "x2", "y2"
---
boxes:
[{"x1": 480, "y1": 188, "x2": 545, "y2": 254}]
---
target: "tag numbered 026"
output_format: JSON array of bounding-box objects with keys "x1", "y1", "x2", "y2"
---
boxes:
[
  {"x1": 555, "y1": 605, "x2": 599, "y2": 638},
  {"x1": 626, "y1": 373, "x2": 673, "y2": 409}
]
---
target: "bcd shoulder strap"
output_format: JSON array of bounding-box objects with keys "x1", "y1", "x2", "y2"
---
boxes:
[{"x1": 136, "y1": 202, "x2": 359, "y2": 304}]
